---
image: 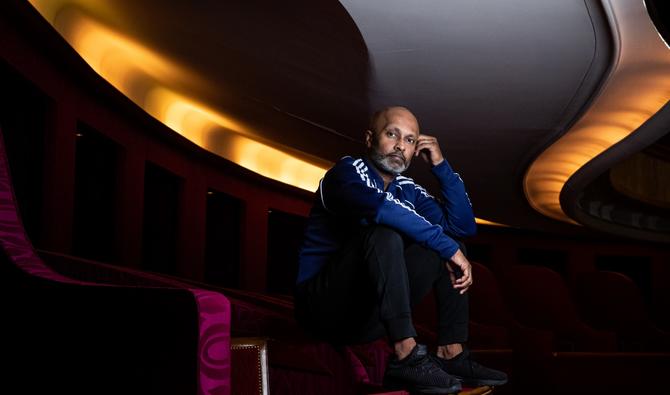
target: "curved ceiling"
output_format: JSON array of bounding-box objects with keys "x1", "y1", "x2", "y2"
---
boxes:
[
  {"x1": 526, "y1": 0, "x2": 670, "y2": 231},
  {"x1": 338, "y1": 0, "x2": 603, "y2": 234},
  {"x1": 21, "y1": 0, "x2": 670, "y2": 240}
]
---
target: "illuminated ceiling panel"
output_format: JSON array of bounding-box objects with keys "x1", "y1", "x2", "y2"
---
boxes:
[
  {"x1": 524, "y1": 0, "x2": 670, "y2": 224},
  {"x1": 28, "y1": 0, "x2": 330, "y2": 192}
]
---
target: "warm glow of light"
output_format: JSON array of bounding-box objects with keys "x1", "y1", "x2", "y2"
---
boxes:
[
  {"x1": 229, "y1": 138, "x2": 328, "y2": 192},
  {"x1": 475, "y1": 218, "x2": 508, "y2": 227},
  {"x1": 28, "y1": 0, "x2": 120, "y2": 26},
  {"x1": 27, "y1": 1, "x2": 329, "y2": 192},
  {"x1": 144, "y1": 87, "x2": 246, "y2": 147},
  {"x1": 524, "y1": 0, "x2": 670, "y2": 223},
  {"x1": 68, "y1": 18, "x2": 185, "y2": 86},
  {"x1": 145, "y1": 87, "x2": 327, "y2": 191}
]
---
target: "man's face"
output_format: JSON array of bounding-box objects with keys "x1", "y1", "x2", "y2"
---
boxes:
[{"x1": 366, "y1": 108, "x2": 419, "y2": 176}]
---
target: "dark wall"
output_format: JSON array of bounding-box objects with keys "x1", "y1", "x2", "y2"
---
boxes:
[
  {"x1": 204, "y1": 189, "x2": 243, "y2": 288},
  {"x1": 0, "y1": 60, "x2": 47, "y2": 246},
  {"x1": 266, "y1": 209, "x2": 308, "y2": 295},
  {"x1": 72, "y1": 124, "x2": 121, "y2": 263},
  {"x1": 142, "y1": 162, "x2": 182, "y2": 275}
]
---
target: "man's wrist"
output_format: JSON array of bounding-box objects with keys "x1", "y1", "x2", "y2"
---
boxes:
[
  {"x1": 431, "y1": 158, "x2": 452, "y2": 176},
  {"x1": 431, "y1": 158, "x2": 445, "y2": 167}
]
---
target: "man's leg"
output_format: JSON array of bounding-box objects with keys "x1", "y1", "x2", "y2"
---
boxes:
[
  {"x1": 295, "y1": 225, "x2": 416, "y2": 344},
  {"x1": 432, "y1": 265, "x2": 471, "y2": 360},
  {"x1": 409, "y1": 246, "x2": 507, "y2": 387},
  {"x1": 295, "y1": 226, "x2": 461, "y2": 393},
  {"x1": 403, "y1": 243, "x2": 469, "y2": 351},
  {"x1": 433, "y1": 259, "x2": 470, "y2": 347},
  {"x1": 405, "y1": 244, "x2": 469, "y2": 345}
]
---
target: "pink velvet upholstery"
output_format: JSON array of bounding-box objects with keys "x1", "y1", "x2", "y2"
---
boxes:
[{"x1": 0, "y1": 128, "x2": 231, "y2": 395}]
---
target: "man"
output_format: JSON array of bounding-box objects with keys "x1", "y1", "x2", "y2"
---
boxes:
[{"x1": 295, "y1": 106, "x2": 507, "y2": 393}]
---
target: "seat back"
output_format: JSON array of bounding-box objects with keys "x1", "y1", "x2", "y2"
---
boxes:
[
  {"x1": 502, "y1": 264, "x2": 618, "y2": 351},
  {"x1": 503, "y1": 265, "x2": 581, "y2": 330},
  {"x1": 575, "y1": 270, "x2": 648, "y2": 330},
  {"x1": 574, "y1": 270, "x2": 670, "y2": 351},
  {"x1": 470, "y1": 261, "x2": 512, "y2": 327}
]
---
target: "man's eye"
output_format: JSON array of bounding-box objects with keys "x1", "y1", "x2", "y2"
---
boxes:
[
  {"x1": 387, "y1": 131, "x2": 396, "y2": 138},
  {"x1": 407, "y1": 138, "x2": 415, "y2": 144}
]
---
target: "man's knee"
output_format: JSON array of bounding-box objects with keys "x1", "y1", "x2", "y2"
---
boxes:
[
  {"x1": 362, "y1": 225, "x2": 404, "y2": 251},
  {"x1": 360, "y1": 226, "x2": 407, "y2": 277},
  {"x1": 404, "y1": 243, "x2": 446, "y2": 288},
  {"x1": 406, "y1": 244, "x2": 442, "y2": 268}
]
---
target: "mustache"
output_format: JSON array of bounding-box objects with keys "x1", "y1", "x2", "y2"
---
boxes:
[{"x1": 386, "y1": 153, "x2": 406, "y2": 163}]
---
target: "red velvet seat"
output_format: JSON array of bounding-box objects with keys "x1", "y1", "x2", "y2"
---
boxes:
[
  {"x1": 575, "y1": 270, "x2": 670, "y2": 351},
  {"x1": 501, "y1": 264, "x2": 616, "y2": 352},
  {"x1": 0, "y1": 128, "x2": 231, "y2": 395},
  {"x1": 469, "y1": 261, "x2": 513, "y2": 349}
]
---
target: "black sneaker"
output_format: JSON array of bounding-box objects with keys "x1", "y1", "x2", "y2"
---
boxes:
[
  {"x1": 432, "y1": 348, "x2": 508, "y2": 387},
  {"x1": 384, "y1": 344, "x2": 462, "y2": 394}
]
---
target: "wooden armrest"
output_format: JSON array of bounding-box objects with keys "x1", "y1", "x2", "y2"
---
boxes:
[{"x1": 231, "y1": 337, "x2": 269, "y2": 395}]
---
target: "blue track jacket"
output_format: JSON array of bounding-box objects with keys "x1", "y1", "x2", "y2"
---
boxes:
[{"x1": 297, "y1": 156, "x2": 477, "y2": 284}]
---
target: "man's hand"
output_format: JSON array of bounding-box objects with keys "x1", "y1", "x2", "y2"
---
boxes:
[
  {"x1": 448, "y1": 249, "x2": 473, "y2": 294},
  {"x1": 415, "y1": 134, "x2": 445, "y2": 167}
]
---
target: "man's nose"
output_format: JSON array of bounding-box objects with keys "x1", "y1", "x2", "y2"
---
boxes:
[{"x1": 395, "y1": 140, "x2": 405, "y2": 152}]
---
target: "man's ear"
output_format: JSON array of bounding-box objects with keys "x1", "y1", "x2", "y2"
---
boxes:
[{"x1": 364, "y1": 129, "x2": 373, "y2": 148}]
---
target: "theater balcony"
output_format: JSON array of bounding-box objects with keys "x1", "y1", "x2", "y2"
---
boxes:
[{"x1": 1, "y1": 1, "x2": 668, "y2": 394}]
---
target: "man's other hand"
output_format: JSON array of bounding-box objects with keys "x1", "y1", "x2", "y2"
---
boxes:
[{"x1": 447, "y1": 249, "x2": 473, "y2": 294}]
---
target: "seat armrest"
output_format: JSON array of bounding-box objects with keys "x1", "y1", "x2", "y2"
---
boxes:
[{"x1": 231, "y1": 337, "x2": 269, "y2": 395}]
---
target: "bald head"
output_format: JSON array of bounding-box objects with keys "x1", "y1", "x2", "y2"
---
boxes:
[{"x1": 368, "y1": 106, "x2": 420, "y2": 135}]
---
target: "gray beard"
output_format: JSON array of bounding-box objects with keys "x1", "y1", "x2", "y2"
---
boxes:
[{"x1": 370, "y1": 151, "x2": 409, "y2": 175}]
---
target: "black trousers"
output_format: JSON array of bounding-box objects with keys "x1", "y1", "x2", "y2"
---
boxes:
[{"x1": 295, "y1": 225, "x2": 468, "y2": 346}]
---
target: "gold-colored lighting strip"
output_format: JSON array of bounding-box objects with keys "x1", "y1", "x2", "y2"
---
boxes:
[
  {"x1": 474, "y1": 218, "x2": 508, "y2": 227},
  {"x1": 28, "y1": 0, "x2": 329, "y2": 192},
  {"x1": 524, "y1": 0, "x2": 670, "y2": 224}
]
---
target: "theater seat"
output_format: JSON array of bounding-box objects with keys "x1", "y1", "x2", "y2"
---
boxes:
[
  {"x1": 0, "y1": 128, "x2": 231, "y2": 395},
  {"x1": 501, "y1": 265, "x2": 616, "y2": 352},
  {"x1": 468, "y1": 261, "x2": 513, "y2": 348},
  {"x1": 575, "y1": 270, "x2": 670, "y2": 351}
]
